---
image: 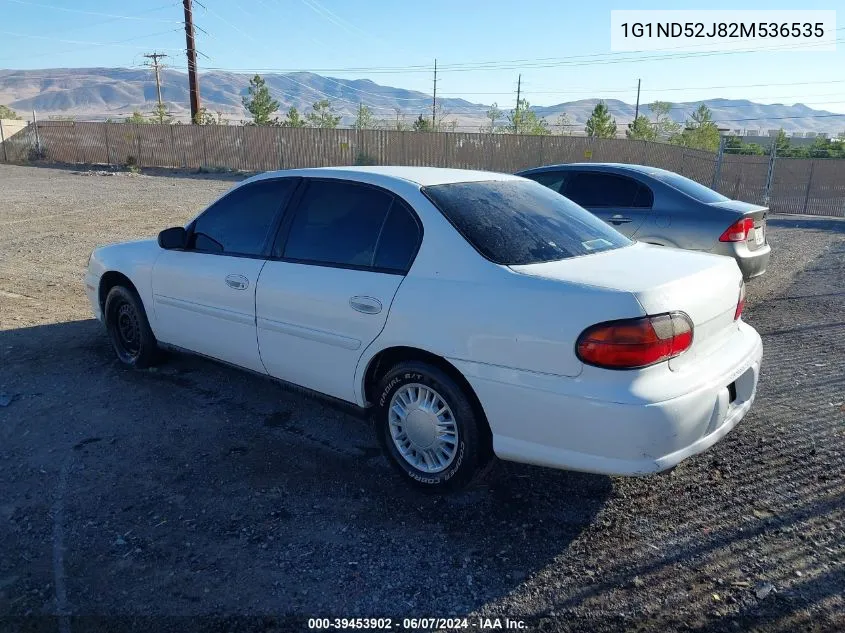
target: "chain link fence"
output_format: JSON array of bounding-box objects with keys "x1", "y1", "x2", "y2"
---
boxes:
[{"x1": 2, "y1": 120, "x2": 844, "y2": 217}]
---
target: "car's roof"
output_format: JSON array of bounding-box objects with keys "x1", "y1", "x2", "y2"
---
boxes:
[
  {"x1": 252, "y1": 166, "x2": 522, "y2": 187},
  {"x1": 519, "y1": 162, "x2": 674, "y2": 177}
]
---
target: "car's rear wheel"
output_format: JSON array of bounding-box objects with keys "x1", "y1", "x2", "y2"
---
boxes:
[
  {"x1": 373, "y1": 361, "x2": 488, "y2": 492},
  {"x1": 104, "y1": 285, "x2": 159, "y2": 368}
]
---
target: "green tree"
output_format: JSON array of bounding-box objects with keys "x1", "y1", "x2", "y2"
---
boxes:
[
  {"x1": 672, "y1": 104, "x2": 720, "y2": 151},
  {"x1": 306, "y1": 99, "x2": 340, "y2": 128},
  {"x1": 242, "y1": 75, "x2": 280, "y2": 126},
  {"x1": 773, "y1": 128, "x2": 790, "y2": 155},
  {"x1": 125, "y1": 110, "x2": 149, "y2": 124},
  {"x1": 625, "y1": 114, "x2": 657, "y2": 141},
  {"x1": 280, "y1": 106, "x2": 306, "y2": 128},
  {"x1": 151, "y1": 102, "x2": 174, "y2": 124},
  {"x1": 724, "y1": 135, "x2": 766, "y2": 155},
  {"x1": 585, "y1": 101, "x2": 617, "y2": 138},
  {"x1": 506, "y1": 99, "x2": 550, "y2": 135},
  {"x1": 0, "y1": 104, "x2": 21, "y2": 120},
  {"x1": 412, "y1": 113, "x2": 432, "y2": 132},
  {"x1": 353, "y1": 103, "x2": 376, "y2": 130},
  {"x1": 648, "y1": 101, "x2": 681, "y2": 139},
  {"x1": 484, "y1": 103, "x2": 502, "y2": 133}
]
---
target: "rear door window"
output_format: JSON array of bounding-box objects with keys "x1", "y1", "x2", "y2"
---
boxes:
[
  {"x1": 564, "y1": 172, "x2": 652, "y2": 208},
  {"x1": 373, "y1": 201, "x2": 421, "y2": 272}
]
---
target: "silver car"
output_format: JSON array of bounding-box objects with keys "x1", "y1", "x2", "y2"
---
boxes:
[{"x1": 517, "y1": 163, "x2": 771, "y2": 279}]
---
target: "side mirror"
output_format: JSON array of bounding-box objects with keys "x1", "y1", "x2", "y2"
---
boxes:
[{"x1": 158, "y1": 226, "x2": 187, "y2": 250}]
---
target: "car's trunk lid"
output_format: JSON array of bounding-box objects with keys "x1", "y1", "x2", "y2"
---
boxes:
[
  {"x1": 709, "y1": 200, "x2": 769, "y2": 251},
  {"x1": 509, "y1": 242, "x2": 743, "y2": 371}
]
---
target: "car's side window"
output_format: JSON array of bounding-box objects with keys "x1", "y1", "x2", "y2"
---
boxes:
[
  {"x1": 282, "y1": 180, "x2": 394, "y2": 268},
  {"x1": 189, "y1": 179, "x2": 294, "y2": 256},
  {"x1": 564, "y1": 172, "x2": 652, "y2": 208},
  {"x1": 523, "y1": 171, "x2": 567, "y2": 193},
  {"x1": 373, "y1": 200, "x2": 421, "y2": 273}
]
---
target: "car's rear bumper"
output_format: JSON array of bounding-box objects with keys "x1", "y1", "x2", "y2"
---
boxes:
[
  {"x1": 710, "y1": 241, "x2": 770, "y2": 279},
  {"x1": 450, "y1": 321, "x2": 763, "y2": 476}
]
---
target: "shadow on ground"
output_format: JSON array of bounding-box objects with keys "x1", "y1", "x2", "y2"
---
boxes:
[{"x1": 0, "y1": 319, "x2": 610, "y2": 627}]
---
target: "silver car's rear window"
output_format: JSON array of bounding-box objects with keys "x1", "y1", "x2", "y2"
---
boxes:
[
  {"x1": 423, "y1": 180, "x2": 631, "y2": 266},
  {"x1": 650, "y1": 170, "x2": 729, "y2": 203}
]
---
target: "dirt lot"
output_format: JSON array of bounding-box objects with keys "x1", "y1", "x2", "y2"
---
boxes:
[{"x1": 0, "y1": 164, "x2": 843, "y2": 633}]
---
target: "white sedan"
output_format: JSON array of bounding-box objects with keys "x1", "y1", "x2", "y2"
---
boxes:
[{"x1": 85, "y1": 167, "x2": 763, "y2": 491}]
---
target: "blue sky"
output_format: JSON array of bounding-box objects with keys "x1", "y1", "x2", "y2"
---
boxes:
[{"x1": 1, "y1": 0, "x2": 843, "y2": 115}]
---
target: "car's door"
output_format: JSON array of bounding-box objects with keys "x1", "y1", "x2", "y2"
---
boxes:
[
  {"x1": 256, "y1": 178, "x2": 422, "y2": 402},
  {"x1": 561, "y1": 171, "x2": 654, "y2": 238},
  {"x1": 151, "y1": 178, "x2": 298, "y2": 373}
]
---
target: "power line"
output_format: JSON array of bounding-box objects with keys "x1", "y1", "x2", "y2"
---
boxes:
[
  {"x1": 202, "y1": 33, "x2": 845, "y2": 77},
  {"x1": 0, "y1": 2, "x2": 180, "y2": 39},
  {"x1": 4, "y1": 0, "x2": 183, "y2": 23},
  {"x1": 0, "y1": 28, "x2": 184, "y2": 62}
]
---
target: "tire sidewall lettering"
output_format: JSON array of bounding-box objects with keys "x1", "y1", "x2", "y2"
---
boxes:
[{"x1": 380, "y1": 371, "x2": 463, "y2": 487}]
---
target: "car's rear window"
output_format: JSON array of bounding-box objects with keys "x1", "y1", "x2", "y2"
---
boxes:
[
  {"x1": 650, "y1": 170, "x2": 729, "y2": 203},
  {"x1": 423, "y1": 179, "x2": 631, "y2": 265}
]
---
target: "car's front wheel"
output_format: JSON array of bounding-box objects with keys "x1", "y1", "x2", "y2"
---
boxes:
[
  {"x1": 374, "y1": 361, "x2": 489, "y2": 492},
  {"x1": 104, "y1": 285, "x2": 159, "y2": 368}
]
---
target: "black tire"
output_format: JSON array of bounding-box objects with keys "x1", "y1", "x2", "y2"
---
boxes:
[
  {"x1": 104, "y1": 285, "x2": 159, "y2": 368},
  {"x1": 374, "y1": 361, "x2": 489, "y2": 492}
]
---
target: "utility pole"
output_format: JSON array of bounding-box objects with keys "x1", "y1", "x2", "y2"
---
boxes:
[
  {"x1": 183, "y1": 0, "x2": 201, "y2": 123},
  {"x1": 515, "y1": 74, "x2": 521, "y2": 134},
  {"x1": 431, "y1": 59, "x2": 437, "y2": 129},
  {"x1": 634, "y1": 78, "x2": 641, "y2": 120},
  {"x1": 144, "y1": 52, "x2": 168, "y2": 121}
]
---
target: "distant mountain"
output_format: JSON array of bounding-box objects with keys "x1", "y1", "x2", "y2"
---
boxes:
[{"x1": 1, "y1": 67, "x2": 843, "y2": 135}]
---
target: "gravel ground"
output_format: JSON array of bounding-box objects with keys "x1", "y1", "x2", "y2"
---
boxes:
[{"x1": 0, "y1": 164, "x2": 842, "y2": 633}]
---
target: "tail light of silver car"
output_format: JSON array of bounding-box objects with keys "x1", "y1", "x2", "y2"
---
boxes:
[
  {"x1": 576, "y1": 312, "x2": 694, "y2": 370},
  {"x1": 719, "y1": 217, "x2": 754, "y2": 242}
]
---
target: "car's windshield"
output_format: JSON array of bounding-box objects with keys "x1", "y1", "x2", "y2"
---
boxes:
[
  {"x1": 423, "y1": 179, "x2": 631, "y2": 266},
  {"x1": 649, "y1": 170, "x2": 730, "y2": 204}
]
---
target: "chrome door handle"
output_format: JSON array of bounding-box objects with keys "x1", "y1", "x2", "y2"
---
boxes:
[
  {"x1": 225, "y1": 274, "x2": 249, "y2": 290},
  {"x1": 349, "y1": 296, "x2": 382, "y2": 314},
  {"x1": 610, "y1": 215, "x2": 632, "y2": 225}
]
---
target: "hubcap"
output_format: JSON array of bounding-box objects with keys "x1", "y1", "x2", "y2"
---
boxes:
[
  {"x1": 115, "y1": 302, "x2": 140, "y2": 356},
  {"x1": 388, "y1": 384, "x2": 458, "y2": 473}
]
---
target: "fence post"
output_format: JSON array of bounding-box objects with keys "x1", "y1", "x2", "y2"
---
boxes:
[
  {"x1": 104, "y1": 123, "x2": 111, "y2": 167},
  {"x1": 74, "y1": 121, "x2": 81, "y2": 165},
  {"x1": 538, "y1": 135, "x2": 545, "y2": 167},
  {"x1": 202, "y1": 126, "x2": 208, "y2": 168},
  {"x1": 32, "y1": 110, "x2": 41, "y2": 157},
  {"x1": 238, "y1": 126, "x2": 246, "y2": 171},
  {"x1": 169, "y1": 124, "x2": 178, "y2": 168},
  {"x1": 0, "y1": 119, "x2": 6, "y2": 162},
  {"x1": 711, "y1": 135, "x2": 726, "y2": 190},
  {"x1": 277, "y1": 127, "x2": 284, "y2": 169},
  {"x1": 763, "y1": 140, "x2": 776, "y2": 206},
  {"x1": 135, "y1": 124, "x2": 142, "y2": 166},
  {"x1": 802, "y1": 160, "x2": 815, "y2": 215}
]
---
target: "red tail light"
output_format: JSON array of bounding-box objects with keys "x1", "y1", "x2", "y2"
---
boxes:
[
  {"x1": 719, "y1": 217, "x2": 754, "y2": 242},
  {"x1": 576, "y1": 312, "x2": 694, "y2": 370},
  {"x1": 735, "y1": 282, "x2": 746, "y2": 320}
]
